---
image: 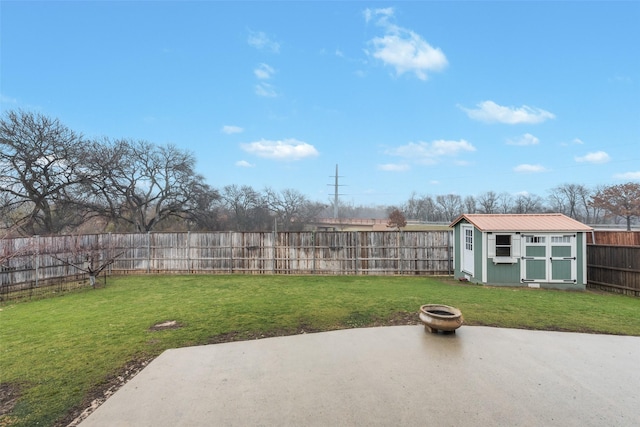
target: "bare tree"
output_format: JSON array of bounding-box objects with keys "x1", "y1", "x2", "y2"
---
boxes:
[
  {"x1": 513, "y1": 194, "x2": 543, "y2": 214},
  {"x1": 549, "y1": 183, "x2": 590, "y2": 220},
  {"x1": 0, "y1": 110, "x2": 91, "y2": 235},
  {"x1": 83, "y1": 139, "x2": 213, "y2": 232},
  {"x1": 402, "y1": 192, "x2": 433, "y2": 220},
  {"x1": 220, "y1": 184, "x2": 270, "y2": 231},
  {"x1": 591, "y1": 182, "x2": 640, "y2": 230},
  {"x1": 49, "y1": 235, "x2": 125, "y2": 288},
  {"x1": 585, "y1": 184, "x2": 606, "y2": 224},
  {"x1": 436, "y1": 194, "x2": 463, "y2": 222},
  {"x1": 497, "y1": 192, "x2": 514, "y2": 213},
  {"x1": 399, "y1": 195, "x2": 441, "y2": 222},
  {"x1": 477, "y1": 191, "x2": 499, "y2": 213},
  {"x1": 265, "y1": 188, "x2": 316, "y2": 231},
  {"x1": 183, "y1": 182, "x2": 223, "y2": 231},
  {"x1": 464, "y1": 195, "x2": 477, "y2": 214}
]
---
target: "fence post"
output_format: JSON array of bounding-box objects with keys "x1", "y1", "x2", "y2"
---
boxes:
[
  {"x1": 187, "y1": 231, "x2": 191, "y2": 273},
  {"x1": 229, "y1": 231, "x2": 234, "y2": 274},
  {"x1": 34, "y1": 235, "x2": 40, "y2": 289},
  {"x1": 146, "y1": 232, "x2": 151, "y2": 274},
  {"x1": 272, "y1": 230, "x2": 276, "y2": 274},
  {"x1": 311, "y1": 231, "x2": 316, "y2": 274},
  {"x1": 447, "y1": 230, "x2": 452, "y2": 274},
  {"x1": 107, "y1": 233, "x2": 112, "y2": 276},
  {"x1": 398, "y1": 230, "x2": 403, "y2": 275},
  {"x1": 355, "y1": 232, "x2": 359, "y2": 275}
]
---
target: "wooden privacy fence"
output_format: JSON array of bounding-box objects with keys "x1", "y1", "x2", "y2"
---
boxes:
[
  {"x1": 587, "y1": 245, "x2": 640, "y2": 297},
  {"x1": 0, "y1": 231, "x2": 453, "y2": 299},
  {"x1": 3, "y1": 230, "x2": 639, "y2": 299},
  {"x1": 587, "y1": 231, "x2": 640, "y2": 246}
]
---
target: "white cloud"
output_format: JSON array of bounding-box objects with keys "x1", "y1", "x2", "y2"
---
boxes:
[
  {"x1": 0, "y1": 94, "x2": 17, "y2": 104},
  {"x1": 386, "y1": 139, "x2": 476, "y2": 165},
  {"x1": 240, "y1": 138, "x2": 319, "y2": 161},
  {"x1": 363, "y1": 7, "x2": 394, "y2": 24},
  {"x1": 247, "y1": 30, "x2": 280, "y2": 53},
  {"x1": 461, "y1": 101, "x2": 555, "y2": 124},
  {"x1": 254, "y1": 63, "x2": 275, "y2": 80},
  {"x1": 561, "y1": 138, "x2": 584, "y2": 147},
  {"x1": 613, "y1": 171, "x2": 640, "y2": 180},
  {"x1": 378, "y1": 163, "x2": 410, "y2": 172},
  {"x1": 513, "y1": 164, "x2": 547, "y2": 173},
  {"x1": 255, "y1": 82, "x2": 277, "y2": 97},
  {"x1": 221, "y1": 125, "x2": 244, "y2": 135},
  {"x1": 365, "y1": 7, "x2": 447, "y2": 80},
  {"x1": 575, "y1": 151, "x2": 611, "y2": 164},
  {"x1": 235, "y1": 160, "x2": 254, "y2": 168},
  {"x1": 506, "y1": 133, "x2": 540, "y2": 146}
]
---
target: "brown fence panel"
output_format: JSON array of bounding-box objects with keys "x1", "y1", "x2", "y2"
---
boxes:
[
  {"x1": 400, "y1": 231, "x2": 452, "y2": 275},
  {"x1": 5, "y1": 232, "x2": 640, "y2": 300},
  {"x1": 588, "y1": 231, "x2": 640, "y2": 246},
  {"x1": 1, "y1": 230, "x2": 455, "y2": 299},
  {"x1": 312, "y1": 231, "x2": 357, "y2": 275},
  {"x1": 587, "y1": 244, "x2": 640, "y2": 296}
]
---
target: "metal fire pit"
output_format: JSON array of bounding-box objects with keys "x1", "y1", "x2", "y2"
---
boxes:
[{"x1": 419, "y1": 304, "x2": 463, "y2": 334}]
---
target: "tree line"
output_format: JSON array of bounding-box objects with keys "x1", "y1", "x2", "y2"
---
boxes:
[
  {"x1": 1, "y1": 110, "x2": 639, "y2": 236},
  {"x1": 396, "y1": 183, "x2": 640, "y2": 230}
]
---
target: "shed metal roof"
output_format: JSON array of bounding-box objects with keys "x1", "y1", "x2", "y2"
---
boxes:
[{"x1": 449, "y1": 213, "x2": 593, "y2": 232}]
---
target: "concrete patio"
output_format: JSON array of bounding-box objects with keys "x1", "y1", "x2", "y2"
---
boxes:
[{"x1": 80, "y1": 325, "x2": 640, "y2": 426}]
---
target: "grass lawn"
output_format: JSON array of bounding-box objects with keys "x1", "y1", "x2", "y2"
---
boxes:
[{"x1": 1, "y1": 274, "x2": 639, "y2": 426}]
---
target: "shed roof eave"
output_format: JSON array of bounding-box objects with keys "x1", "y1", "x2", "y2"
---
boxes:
[{"x1": 448, "y1": 213, "x2": 593, "y2": 232}]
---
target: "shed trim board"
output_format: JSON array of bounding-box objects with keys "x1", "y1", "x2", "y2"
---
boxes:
[
  {"x1": 450, "y1": 214, "x2": 592, "y2": 290},
  {"x1": 461, "y1": 224, "x2": 475, "y2": 276}
]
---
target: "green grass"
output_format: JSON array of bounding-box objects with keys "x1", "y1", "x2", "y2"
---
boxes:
[{"x1": 1, "y1": 275, "x2": 639, "y2": 426}]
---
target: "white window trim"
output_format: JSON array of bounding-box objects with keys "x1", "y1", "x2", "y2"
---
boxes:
[{"x1": 488, "y1": 232, "x2": 521, "y2": 264}]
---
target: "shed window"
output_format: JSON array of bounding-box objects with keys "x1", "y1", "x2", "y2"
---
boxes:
[
  {"x1": 495, "y1": 235, "x2": 511, "y2": 257},
  {"x1": 465, "y1": 228, "x2": 473, "y2": 251},
  {"x1": 526, "y1": 236, "x2": 545, "y2": 244}
]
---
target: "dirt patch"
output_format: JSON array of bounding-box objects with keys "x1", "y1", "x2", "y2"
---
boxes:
[
  {"x1": 0, "y1": 382, "x2": 22, "y2": 416},
  {"x1": 58, "y1": 357, "x2": 152, "y2": 427},
  {"x1": 56, "y1": 311, "x2": 419, "y2": 426},
  {"x1": 377, "y1": 311, "x2": 421, "y2": 326}
]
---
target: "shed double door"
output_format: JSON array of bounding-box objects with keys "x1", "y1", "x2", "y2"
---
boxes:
[{"x1": 522, "y1": 235, "x2": 576, "y2": 283}]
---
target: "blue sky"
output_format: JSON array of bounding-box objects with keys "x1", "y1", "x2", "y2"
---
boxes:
[{"x1": 2, "y1": 1, "x2": 639, "y2": 206}]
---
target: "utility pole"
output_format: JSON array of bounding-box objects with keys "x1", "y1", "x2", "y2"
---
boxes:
[
  {"x1": 334, "y1": 164, "x2": 339, "y2": 218},
  {"x1": 329, "y1": 164, "x2": 345, "y2": 219}
]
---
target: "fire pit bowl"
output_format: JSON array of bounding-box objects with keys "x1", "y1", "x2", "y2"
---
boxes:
[{"x1": 419, "y1": 304, "x2": 463, "y2": 334}]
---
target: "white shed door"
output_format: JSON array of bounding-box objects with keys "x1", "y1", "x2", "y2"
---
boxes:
[
  {"x1": 522, "y1": 235, "x2": 576, "y2": 283},
  {"x1": 461, "y1": 225, "x2": 474, "y2": 275}
]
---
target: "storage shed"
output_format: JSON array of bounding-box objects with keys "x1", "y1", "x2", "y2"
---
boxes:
[{"x1": 449, "y1": 213, "x2": 593, "y2": 290}]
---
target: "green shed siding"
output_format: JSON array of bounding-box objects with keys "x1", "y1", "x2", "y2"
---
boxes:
[
  {"x1": 486, "y1": 260, "x2": 521, "y2": 284},
  {"x1": 576, "y1": 233, "x2": 586, "y2": 285}
]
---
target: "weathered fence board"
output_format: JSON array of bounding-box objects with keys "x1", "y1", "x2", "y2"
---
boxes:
[
  {"x1": 587, "y1": 244, "x2": 640, "y2": 296},
  {"x1": 588, "y1": 231, "x2": 640, "y2": 246},
  {"x1": 3, "y1": 231, "x2": 638, "y2": 300},
  {"x1": 0, "y1": 231, "x2": 454, "y2": 299}
]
